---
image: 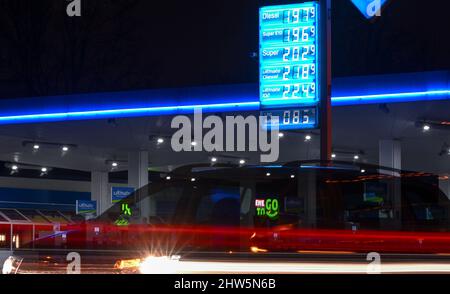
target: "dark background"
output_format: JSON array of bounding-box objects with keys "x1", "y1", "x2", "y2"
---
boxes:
[{"x1": 0, "y1": 0, "x2": 449, "y2": 99}]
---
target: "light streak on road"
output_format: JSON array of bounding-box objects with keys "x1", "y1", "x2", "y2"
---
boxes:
[{"x1": 139, "y1": 259, "x2": 450, "y2": 274}]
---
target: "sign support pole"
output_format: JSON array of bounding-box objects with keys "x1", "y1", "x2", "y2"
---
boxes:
[{"x1": 320, "y1": 0, "x2": 332, "y2": 162}]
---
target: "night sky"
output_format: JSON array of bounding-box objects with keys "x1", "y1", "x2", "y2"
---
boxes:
[{"x1": 0, "y1": 0, "x2": 449, "y2": 99}]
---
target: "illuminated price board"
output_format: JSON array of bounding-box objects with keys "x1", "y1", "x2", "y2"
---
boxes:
[{"x1": 259, "y1": 2, "x2": 320, "y2": 129}]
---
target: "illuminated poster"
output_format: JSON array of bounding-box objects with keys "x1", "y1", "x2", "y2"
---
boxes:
[
  {"x1": 259, "y1": 2, "x2": 320, "y2": 130},
  {"x1": 76, "y1": 200, "x2": 97, "y2": 215},
  {"x1": 111, "y1": 186, "x2": 135, "y2": 204},
  {"x1": 255, "y1": 198, "x2": 280, "y2": 220}
]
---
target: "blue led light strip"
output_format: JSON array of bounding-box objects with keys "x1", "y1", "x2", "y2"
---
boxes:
[
  {"x1": 332, "y1": 90, "x2": 450, "y2": 106},
  {"x1": 0, "y1": 90, "x2": 447, "y2": 125},
  {"x1": 0, "y1": 101, "x2": 260, "y2": 124}
]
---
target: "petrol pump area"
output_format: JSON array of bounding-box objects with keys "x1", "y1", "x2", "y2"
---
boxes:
[{"x1": 0, "y1": 0, "x2": 449, "y2": 278}]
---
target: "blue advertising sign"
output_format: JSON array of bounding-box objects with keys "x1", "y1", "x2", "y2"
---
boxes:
[
  {"x1": 111, "y1": 187, "x2": 135, "y2": 204},
  {"x1": 259, "y1": 2, "x2": 321, "y2": 130},
  {"x1": 76, "y1": 200, "x2": 97, "y2": 215},
  {"x1": 350, "y1": 0, "x2": 389, "y2": 19}
]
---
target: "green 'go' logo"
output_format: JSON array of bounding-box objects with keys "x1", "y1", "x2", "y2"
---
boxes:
[
  {"x1": 265, "y1": 199, "x2": 279, "y2": 220},
  {"x1": 256, "y1": 198, "x2": 279, "y2": 220}
]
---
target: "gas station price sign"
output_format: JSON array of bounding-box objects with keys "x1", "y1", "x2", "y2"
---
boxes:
[
  {"x1": 259, "y1": 2, "x2": 320, "y2": 130},
  {"x1": 261, "y1": 107, "x2": 316, "y2": 130}
]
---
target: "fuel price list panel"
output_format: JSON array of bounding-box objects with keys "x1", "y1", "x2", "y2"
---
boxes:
[{"x1": 259, "y1": 2, "x2": 320, "y2": 129}]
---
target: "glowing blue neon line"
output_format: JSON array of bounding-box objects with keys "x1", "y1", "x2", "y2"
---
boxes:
[
  {"x1": 0, "y1": 90, "x2": 447, "y2": 123},
  {"x1": 332, "y1": 90, "x2": 450, "y2": 101},
  {"x1": 0, "y1": 101, "x2": 260, "y2": 122}
]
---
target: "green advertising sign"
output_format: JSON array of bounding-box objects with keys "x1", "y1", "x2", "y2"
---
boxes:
[
  {"x1": 255, "y1": 198, "x2": 280, "y2": 220},
  {"x1": 114, "y1": 204, "x2": 133, "y2": 226}
]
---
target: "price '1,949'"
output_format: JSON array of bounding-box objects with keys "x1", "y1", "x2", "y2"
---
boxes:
[{"x1": 283, "y1": 7, "x2": 316, "y2": 24}]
